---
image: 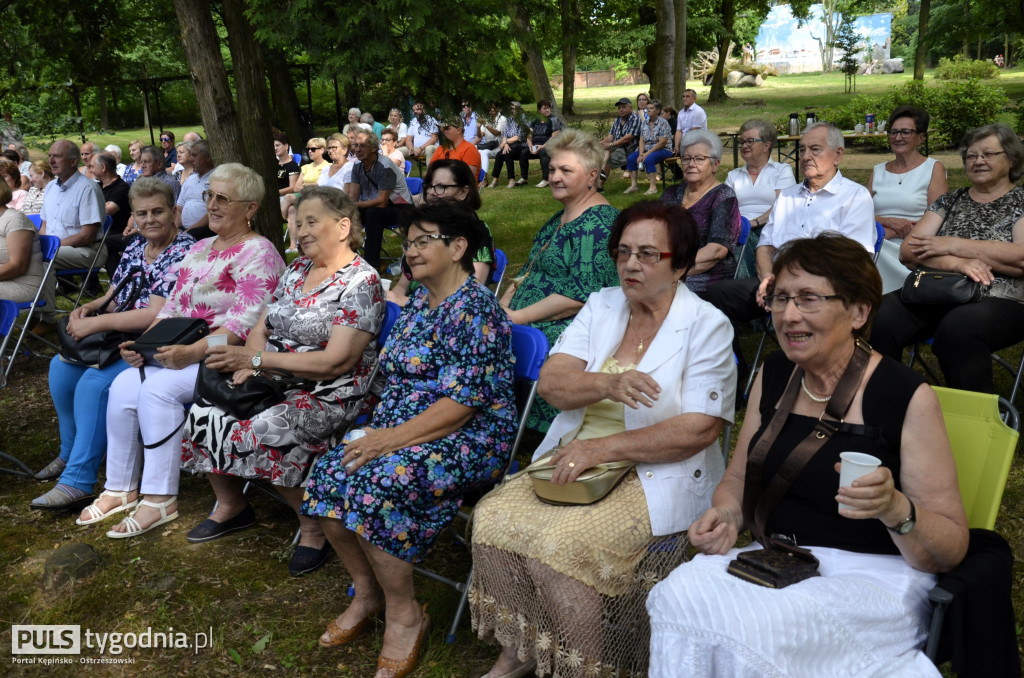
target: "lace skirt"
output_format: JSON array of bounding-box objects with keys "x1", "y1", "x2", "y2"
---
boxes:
[{"x1": 470, "y1": 470, "x2": 689, "y2": 678}]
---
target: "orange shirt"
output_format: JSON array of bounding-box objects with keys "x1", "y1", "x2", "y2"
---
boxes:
[{"x1": 429, "y1": 140, "x2": 481, "y2": 172}]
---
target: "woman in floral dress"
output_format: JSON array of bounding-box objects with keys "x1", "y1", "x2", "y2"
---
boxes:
[
  {"x1": 181, "y1": 187, "x2": 384, "y2": 576},
  {"x1": 302, "y1": 202, "x2": 516, "y2": 678},
  {"x1": 499, "y1": 129, "x2": 620, "y2": 431}
]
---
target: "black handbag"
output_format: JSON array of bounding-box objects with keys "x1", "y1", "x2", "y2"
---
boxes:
[
  {"x1": 901, "y1": 268, "x2": 982, "y2": 305},
  {"x1": 56, "y1": 269, "x2": 146, "y2": 369},
  {"x1": 194, "y1": 363, "x2": 314, "y2": 420},
  {"x1": 726, "y1": 535, "x2": 822, "y2": 589},
  {"x1": 128, "y1": 317, "x2": 210, "y2": 365}
]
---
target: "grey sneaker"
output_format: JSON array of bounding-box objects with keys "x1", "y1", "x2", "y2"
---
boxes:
[
  {"x1": 34, "y1": 456, "x2": 66, "y2": 481},
  {"x1": 535, "y1": 180, "x2": 549, "y2": 188}
]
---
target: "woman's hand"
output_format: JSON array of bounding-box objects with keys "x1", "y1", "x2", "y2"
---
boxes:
[
  {"x1": 339, "y1": 428, "x2": 395, "y2": 474},
  {"x1": 755, "y1": 274, "x2": 775, "y2": 308},
  {"x1": 547, "y1": 438, "x2": 612, "y2": 485},
  {"x1": 834, "y1": 462, "x2": 903, "y2": 522},
  {"x1": 119, "y1": 341, "x2": 144, "y2": 368},
  {"x1": 956, "y1": 257, "x2": 995, "y2": 285},
  {"x1": 205, "y1": 345, "x2": 258, "y2": 372},
  {"x1": 880, "y1": 217, "x2": 915, "y2": 239},
  {"x1": 500, "y1": 304, "x2": 522, "y2": 324},
  {"x1": 154, "y1": 344, "x2": 199, "y2": 370},
  {"x1": 605, "y1": 369, "x2": 660, "y2": 409},
  {"x1": 65, "y1": 315, "x2": 103, "y2": 340},
  {"x1": 905, "y1": 233, "x2": 961, "y2": 260},
  {"x1": 689, "y1": 506, "x2": 740, "y2": 555},
  {"x1": 231, "y1": 368, "x2": 254, "y2": 385}
]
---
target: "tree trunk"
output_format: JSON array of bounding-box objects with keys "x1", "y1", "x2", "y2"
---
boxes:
[
  {"x1": 913, "y1": 0, "x2": 931, "y2": 79},
  {"x1": 559, "y1": 0, "x2": 580, "y2": 115},
  {"x1": 654, "y1": 0, "x2": 675, "y2": 106},
  {"x1": 97, "y1": 82, "x2": 108, "y2": 131},
  {"x1": 509, "y1": 1, "x2": 555, "y2": 109},
  {"x1": 172, "y1": 0, "x2": 244, "y2": 166},
  {"x1": 264, "y1": 47, "x2": 307, "y2": 150},
  {"x1": 962, "y1": 0, "x2": 969, "y2": 57},
  {"x1": 673, "y1": 0, "x2": 687, "y2": 108},
  {"x1": 221, "y1": 0, "x2": 283, "y2": 247},
  {"x1": 707, "y1": 0, "x2": 734, "y2": 103}
]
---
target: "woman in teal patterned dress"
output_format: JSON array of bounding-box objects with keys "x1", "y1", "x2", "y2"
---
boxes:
[
  {"x1": 499, "y1": 129, "x2": 619, "y2": 431},
  {"x1": 301, "y1": 202, "x2": 516, "y2": 678}
]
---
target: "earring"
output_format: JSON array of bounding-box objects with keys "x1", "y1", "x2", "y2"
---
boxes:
[
  {"x1": 588, "y1": 184, "x2": 593, "y2": 190},
  {"x1": 246, "y1": 219, "x2": 252, "y2": 230}
]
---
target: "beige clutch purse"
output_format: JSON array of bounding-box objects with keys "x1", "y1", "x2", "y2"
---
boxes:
[{"x1": 526, "y1": 448, "x2": 634, "y2": 506}]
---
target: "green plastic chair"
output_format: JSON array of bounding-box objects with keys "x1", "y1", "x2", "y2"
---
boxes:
[{"x1": 932, "y1": 386, "x2": 1019, "y2": 530}]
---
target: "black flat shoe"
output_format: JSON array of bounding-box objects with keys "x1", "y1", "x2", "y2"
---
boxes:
[
  {"x1": 288, "y1": 541, "x2": 333, "y2": 576},
  {"x1": 186, "y1": 504, "x2": 257, "y2": 543}
]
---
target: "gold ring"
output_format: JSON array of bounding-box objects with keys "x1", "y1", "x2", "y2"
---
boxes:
[{"x1": 568, "y1": 462, "x2": 576, "y2": 469}]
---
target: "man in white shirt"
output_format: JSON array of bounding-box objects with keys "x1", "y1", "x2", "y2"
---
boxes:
[
  {"x1": 674, "y1": 89, "x2": 708, "y2": 154},
  {"x1": 38, "y1": 139, "x2": 106, "y2": 328},
  {"x1": 404, "y1": 102, "x2": 438, "y2": 164},
  {"x1": 175, "y1": 139, "x2": 215, "y2": 240},
  {"x1": 701, "y1": 123, "x2": 875, "y2": 369}
]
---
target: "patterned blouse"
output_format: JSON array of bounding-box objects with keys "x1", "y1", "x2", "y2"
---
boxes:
[
  {"x1": 931, "y1": 186, "x2": 1024, "y2": 243},
  {"x1": 111, "y1": 231, "x2": 195, "y2": 309},
  {"x1": 660, "y1": 183, "x2": 741, "y2": 292},
  {"x1": 642, "y1": 117, "x2": 674, "y2": 153},
  {"x1": 19, "y1": 186, "x2": 44, "y2": 214},
  {"x1": 157, "y1": 236, "x2": 285, "y2": 340}
]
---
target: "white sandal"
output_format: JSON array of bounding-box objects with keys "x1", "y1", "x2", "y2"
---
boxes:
[
  {"x1": 106, "y1": 497, "x2": 178, "y2": 539},
  {"x1": 76, "y1": 490, "x2": 139, "y2": 525}
]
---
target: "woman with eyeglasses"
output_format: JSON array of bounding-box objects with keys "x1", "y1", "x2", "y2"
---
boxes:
[
  {"x1": 866, "y1": 106, "x2": 948, "y2": 293},
  {"x1": 182, "y1": 187, "x2": 384, "y2": 575},
  {"x1": 380, "y1": 129, "x2": 406, "y2": 168},
  {"x1": 282, "y1": 137, "x2": 329, "y2": 252},
  {"x1": 302, "y1": 202, "x2": 515, "y2": 678},
  {"x1": 387, "y1": 159, "x2": 494, "y2": 307},
  {"x1": 649, "y1": 233, "x2": 967, "y2": 677},
  {"x1": 659, "y1": 130, "x2": 740, "y2": 294},
  {"x1": 472, "y1": 201, "x2": 736, "y2": 678},
  {"x1": 30, "y1": 178, "x2": 195, "y2": 510},
  {"x1": 871, "y1": 122, "x2": 1024, "y2": 394},
  {"x1": 724, "y1": 119, "x2": 796, "y2": 277},
  {"x1": 625, "y1": 98, "x2": 674, "y2": 195},
  {"x1": 317, "y1": 133, "x2": 354, "y2": 191},
  {"x1": 90, "y1": 164, "x2": 285, "y2": 538}
]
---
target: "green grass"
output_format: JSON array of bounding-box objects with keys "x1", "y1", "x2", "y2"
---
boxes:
[{"x1": 4, "y1": 69, "x2": 1023, "y2": 676}]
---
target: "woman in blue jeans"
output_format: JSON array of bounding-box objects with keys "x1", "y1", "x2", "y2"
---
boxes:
[
  {"x1": 29, "y1": 178, "x2": 194, "y2": 514},
  {"x1": 625, "y1": 99, "x2": 674, "y2": 195}
]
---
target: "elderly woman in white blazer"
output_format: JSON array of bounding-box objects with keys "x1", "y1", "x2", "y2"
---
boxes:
[{"x1": 469, "y1": 200, "x2": 737, "y2": 678}]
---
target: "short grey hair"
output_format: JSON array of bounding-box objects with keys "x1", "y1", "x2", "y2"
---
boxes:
[
  {"x1": 544, "y1": 128, "x2": 603, "y2": 174},
  {"x1": 54, "y1": 140, "x2": 80, "y2": 162},
  {"x1": 94, "y1": 152, "x2": 117, "y2": 174},
  {"x1": 140, "y1": 145, "x2": 162, "y2": 165},
  {"x1": 176, "y1": 140, "x2": 194, "y2": 154},
  {"x1": 803, "y1": 122, "x2": 845, "y2": 150},
  {"x1": 681, "y1": 130, "x2": 723, "y2": 160},
  {"x1": 80, "y1": 142, "x2": 100, "y2": 154},
  {"x1": 348, "y1": 107, "x2": 362, "y2": 117},
  {"x1": 208, "y1": 163, "x2": 265, "y2": 204},
  {"x1": 738, "y1": 119, "x2": 778, "y2": 149},
  {"x1": 103, "y1": 144, "x2": 122, "y2": 161},
  {"x1": 14, "y1": 143, "x2": 29, "y2": 162},
  {"x1": 360, "y1": 112, "x2": 375, "y2": 124},
  {"x1": 190, "y1": 139, "x2": 211, "y2": 161},
  {"x1": 960, "y1": 122, "x2": 1024, "y2": 183},
  {"x1": 296, "y1": 186, "x2": 363, "y2": 250},
  {"x1": 129, "y1": 176, "x2": 176, "y2": 211},
  {"x1": 356, "y1": 130, "x2": 380, "y2": 149}
]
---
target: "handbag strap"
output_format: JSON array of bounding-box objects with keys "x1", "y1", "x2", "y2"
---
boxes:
[
  {"x1": 87, "y1": 267, "x2": 145, "y2": 316},
  {"x1": 742, "y1": 338, "x2": 873, "y2": 544}
]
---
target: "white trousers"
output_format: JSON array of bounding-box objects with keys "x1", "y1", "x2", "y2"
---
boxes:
[{"x1": 104, "y1": 363, "x2": 198, "y2": 495}]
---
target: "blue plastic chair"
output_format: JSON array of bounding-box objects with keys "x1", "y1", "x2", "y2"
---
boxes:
[
  {"x1": 412, "y1": 323, "x2": 550, "y2": 642},
  {"x1": 291, "y1": 153, "x2": 301, "y2": 165},
  {"x1": 406, "y1": 177, "x2": 423, "y2": 196},
  {"x1": 26, "y1": 213, "x2": 41, "y2": 230},
  {"x1": 733, "y1": 217, "x2": 751, "y2": 280},
  {"x1": 873, "y1": 221, "x2": 885, "y2": 262},
  {"x1": 1, "y1": 235, "x2": 61, "y2": 381},
  {"x1": 488, "y1": 249, "x2": 508, "y2": 290},
  {"x1": 404, "y1": 161, "x2": 412, "y2": 177}
]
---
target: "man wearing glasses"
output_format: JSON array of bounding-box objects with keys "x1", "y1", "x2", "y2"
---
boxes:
[
  {"x1": 429, "y1": 119, "x2": 481, "y2": 178},
  {"x1": 175, "y1": 140, "x2": 216, "y2": 239},
  {"x1": 701, "y1": 122, "x2": 875, "y2": 374},
  {"x1": 345, "y1": 130, "x2": 414, "y2": 270}
]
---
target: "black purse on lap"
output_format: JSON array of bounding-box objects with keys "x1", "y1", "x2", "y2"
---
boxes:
[
  {"x1": 57, "y1": 270, "x2": 146, "y2": 369},
  {"x1": 128, "y1": 317, "x2": 210, "y2": 365},
  {"x1": 194, "y1": 363, "x2": 314, "y2": 420}
]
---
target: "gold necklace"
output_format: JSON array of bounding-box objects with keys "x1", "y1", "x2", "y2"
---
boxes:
[
  {"x1": 628, "y1": 313, "x2": 658, "y2": 356},
  {"x1": 683, "y1": 182, "x2": 715, "y2": 208}
]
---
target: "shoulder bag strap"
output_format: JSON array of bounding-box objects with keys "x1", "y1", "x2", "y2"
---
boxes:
[{"x1": 744, "y1": 339, "x2": 873, "y2": 543}]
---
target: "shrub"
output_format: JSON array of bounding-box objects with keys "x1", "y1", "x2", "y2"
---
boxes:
[{"x1": 935, "y1": 54, "x2": 999, "y2": 81}]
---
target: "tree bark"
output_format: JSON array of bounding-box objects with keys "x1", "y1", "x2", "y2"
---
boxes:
[
  {"x1": 707, "y1": 0, "x2": 734, "y2": 103},
  {"x1": 265, "y1": 47, "x2": 307, "y2": 150},
  {"x1": 171, "y1": 0, "x2": 244, "y2": 166},
  {"x1": 673, "y1": 0, "x2": 687, "y2": 108},
  {"x1": 221, "y1": 0, "x2": 283, "y2": 247},
  {"x1": 913, "y1": 0, "x2": 930, "y2": 80},
  {"x1": 560, "y1": 0, "x2": 579, "y2": 115},
  {"x1": 509, "y1": 0, "x2": 555, "y2": 110},
  {"x1": 654, "y1": 0, "x2": 675, "y2": 105},
  {"x1": 97, "y1": 82, "x2": 108, "y2": 130}
]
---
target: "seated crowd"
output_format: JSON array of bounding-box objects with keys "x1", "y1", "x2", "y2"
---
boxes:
[{"x1": 6, "y1": 97, "x2": 1019, "y2": 678}]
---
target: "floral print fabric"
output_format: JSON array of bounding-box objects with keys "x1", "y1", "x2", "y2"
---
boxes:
[
  {"x1": 301, "y1": 277, "x2": 516, "y2": 563},
  {"x1": 112, "y1": 231, "x2": 195, "y2": 309}
]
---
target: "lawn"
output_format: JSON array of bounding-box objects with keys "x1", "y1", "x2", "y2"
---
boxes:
[{"x1": 3, "y1": 69, "x2": 1023, "y2": 677}]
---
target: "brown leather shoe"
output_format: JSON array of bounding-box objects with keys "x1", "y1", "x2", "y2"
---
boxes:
[
  {"x1": 375, "y1": 607, "x2": 430, "y2": 678},
  {"x1": 317, "y1": 602, "x2": 384, "y2": 648}
]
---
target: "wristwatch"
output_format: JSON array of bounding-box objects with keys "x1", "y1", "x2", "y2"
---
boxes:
[
  {"x1": 251, "y1": 351, "x2": 262, "y2": 369},
  {"x1": 752, "y1": 217, "x2": 760, "y2": 228},
  {"x1": 886, "y1": 497, "x2": 917, "y2": 535}
]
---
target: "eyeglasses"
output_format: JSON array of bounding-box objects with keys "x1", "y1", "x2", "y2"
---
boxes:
[
  {"x1": 401, "y1": 234, "x2": 452, "y2": 251},
  {"x1": 739, "y1": 138, "x2": 764, "y2": 147},
  {"x1": 889, "y1": 128, "x2": 918, "y2": 138},
  {"x1": 764, "y1": 293, "x2": 843, "y2": 313},
  {"x1": 681, "y1": 155, "x2": 711, "y2": 165},
  {"x1": 965, "y1": 150, "x2": 1006, "y2": 164},
  {"x1": 160, "y1": 136, "x2": 171, "y2": 142},
  {"x1": 202, "y1": 190, "x2": 248, "y2": 208},
  {"x1": 306, "y1": 147, "x2": 322, "y2": 153},
  {"x1": 614, "y1": 247, "x2": 672, "y2": 265},
  {"x1": 425, "y1": 183, "x2": 461, "y2": 195}
]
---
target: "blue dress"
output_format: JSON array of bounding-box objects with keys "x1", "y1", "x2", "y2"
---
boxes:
[{"x1": 302, "y1": 277, "x2": 516, "y2": 563}]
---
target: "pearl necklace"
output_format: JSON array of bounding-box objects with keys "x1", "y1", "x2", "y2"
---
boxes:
[{"x1": 801, "y1": 376, "x2": 832, "y2": 403}]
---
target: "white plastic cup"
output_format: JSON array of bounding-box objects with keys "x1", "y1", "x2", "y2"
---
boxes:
[
  {"x1": 838, "y1": 452, "x2": 882, "y2": 511},
  {"x1": 380, "y1": 278, "x2": 392, "y2": 292},
  {"x1": 207, "y1": 334, "x2": 227, "y2": 347}
]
